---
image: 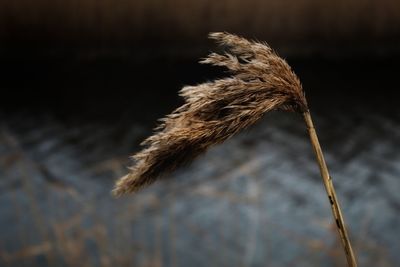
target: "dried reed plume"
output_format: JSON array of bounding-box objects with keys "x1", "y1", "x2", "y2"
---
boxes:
[
  {"x1": 113, "y1": 32, "x2": 357, "y2": 267},
  {"x1": 113, "y1": 32, "x2": 307, "y2": 196}
]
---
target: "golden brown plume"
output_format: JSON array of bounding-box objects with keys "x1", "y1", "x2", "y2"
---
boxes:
[
  {"x1": 113, "y1": 32, "x2": 308, "y2": 196},
  {"x1": 112, "y1": 32, "x2": 358, "y2": 267}
]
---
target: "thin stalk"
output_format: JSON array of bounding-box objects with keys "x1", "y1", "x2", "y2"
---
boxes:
[{"x1": 303, "y1": 110, "x2": 357, "y2": 267}]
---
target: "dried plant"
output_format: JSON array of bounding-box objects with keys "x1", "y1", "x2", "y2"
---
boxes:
[
  {"x1": 113, "y1": 32, "x2": 357, "y2": 267},
  {"x1": 113, "y1": 32, "x2": 307, "y2": 196}
]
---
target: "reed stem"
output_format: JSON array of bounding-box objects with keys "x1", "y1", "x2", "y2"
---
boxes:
[{"x1": 303, "y1": 110, "x2": 357, "y2": 267}]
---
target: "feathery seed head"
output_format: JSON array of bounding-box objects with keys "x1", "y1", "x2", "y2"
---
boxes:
[{"x1": 113, "y1": 32, "x2": 308, "y2": 196}]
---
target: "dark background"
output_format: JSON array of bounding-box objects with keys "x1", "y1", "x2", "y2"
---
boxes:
[{"x1": 0, "y1": 1, "x2": 399, "y2": 266}]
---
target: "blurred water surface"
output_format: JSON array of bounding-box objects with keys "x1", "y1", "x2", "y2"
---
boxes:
[{"x1": 0, "y1": 59, "x2": 399, "y2": 267}]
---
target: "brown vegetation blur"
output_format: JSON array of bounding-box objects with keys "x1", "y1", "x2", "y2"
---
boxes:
[{"x1": 1, "y1": 0, "x2": 400, "y2": 58}]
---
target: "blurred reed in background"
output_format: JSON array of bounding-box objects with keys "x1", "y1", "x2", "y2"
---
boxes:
[{"x1": 1, "y1": 0, "x2": 399, "y2": 58}]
